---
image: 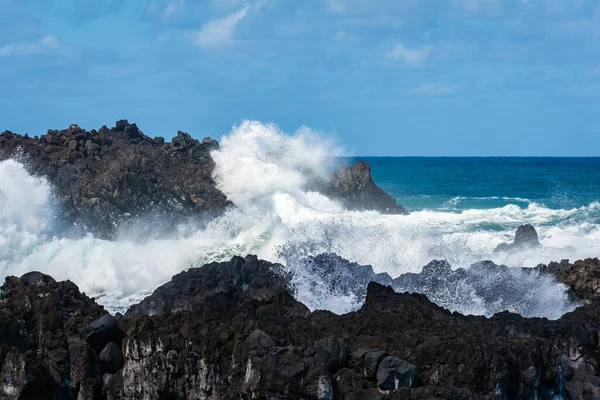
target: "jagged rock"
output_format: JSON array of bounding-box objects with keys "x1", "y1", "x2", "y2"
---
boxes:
[
  {"x1": 0, "y1": 273, "x2": 106, "y2": 399},
  {"x1": 0, "y1": 120, "x2": 232, "y2": 238},
  {"x1": 298, "y1": 253, "x2": 393, "y2": 304},
  {"x1": 99, "y1": 342, "x2": 124, "y2": 374},
  {"x1": 495, "y1": 224, "x2": 542, "y2": 252},
  {"x1": 326, "y1": 160, "x2": 408, "y2": 214},
  {"x1": 314, "y1": 336, "x2": 349, "y2": 373},
  {"x1": 1, "y1": 121, "x2": 408, "y2": 238},
  {"x1": 5, "y1": 256, "x2": 600, "y2": 399},
  {"x1": 376, "y1": 356, "x2": 418, "y2": 390},
  {"x1": 124, "y1": 254, "x2": 297, "y2": 318},
  {"x1": 537, "y1": 258, "x2": 600, "y2": 302},
  {"x1": 80, "y1": 314, "x2": 122, "y2": 352},
  {"x1": 248, "y1": 329, "x2": 276, "y2": 353},
  {"x1": 20, "y1": 271, "x2": 54, "y2": 286},
  {"x1": 68, "y1": 338, "x2": 102, "y2": 397},
  {"x1": 363, "y1": 349, "x2": 389, "y2": 381}
]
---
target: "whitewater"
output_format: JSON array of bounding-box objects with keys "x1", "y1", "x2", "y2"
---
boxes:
[{"x1": 1, "y1": 121, "x2": 598, "y2": 318}]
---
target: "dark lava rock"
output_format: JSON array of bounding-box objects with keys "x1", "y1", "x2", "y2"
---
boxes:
[
  {"x1": 80, "y1": 314, "x2": 123, "y2": 352},
  {"x1": 248, "y1": 329, "x2": 276, "y2": 353},
  {"x1": 0, "y1": 273, "x2": 106, "y2": 399},
  {"x1": 495, "y1": 224, "x2": 542, "y2": 252},
  {"x1": 68, "y1": 338, "x2": 103, "y2": 399},
  {"x1": 326, "y1": 160, "x2": 408, "y2": 214},
  {"x1": 0, "y1": 121, "x2": 232, "y2": 238},
  {"x1": 108, "y1": 256, "x2": 600, "y2": 398},
  {"x1": 537, "y1": 258, "x2": 600, "y2": 302},
  {"x1": 376, "y1": 356, "x2": 418, "y2": 390},
  {"x1": 99, "y1": 342, "x2": 124, "y2": 374},
  {"x1": 5, "y1": 255, "x2": 600, "y2": 399},
  {"x1": 296, "y1": 253, "x2": 393, "y2": 304},
  {"x1": 20, "y1": 271, "x2": 55, "y2": 286},
  {"x1": 124, "y1": 254, "x2": 297, "y2": 318},
  {"x1": 314, "y1": 335, "x2": 349, "y2": 373}
]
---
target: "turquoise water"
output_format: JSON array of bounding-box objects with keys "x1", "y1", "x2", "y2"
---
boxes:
[{"x1": 358, "y1": 157, "x2": 600, "y2": 214}]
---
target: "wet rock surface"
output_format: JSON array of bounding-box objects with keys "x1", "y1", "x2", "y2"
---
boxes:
[
  {"x1": 4, "y1": 256, "x2": 600, "y2": 399},
  {"x1": 0, "y1": 272, "x2": 110, "y2": 399},
  {"x1": 537, "y1": 258, "x2": 600, "y2": 303},
  {"x1": 0, "y1": 123, "x2": 408, "y2": 238},
  {"x1": 0, "y1": 121, "x2": 232, "y2": 238},
  {"x1": 324, "y1": 160, "x2": 408, "y2": 214},
  {"x1": 495, "y1": 224, "x2": 542, "y2": 252}
]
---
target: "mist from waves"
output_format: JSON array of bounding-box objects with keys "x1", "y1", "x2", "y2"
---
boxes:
[{"x1": 0, "y1": 121, "x2": 598, "y2": 318}]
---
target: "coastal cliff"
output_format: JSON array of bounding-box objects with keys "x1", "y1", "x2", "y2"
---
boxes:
[
  {"x1": 0, "y1": 121, "x2": 406, "y2": 237},
  {"x1": 2, "y1": 256, "x2": 600, "y2": 399}
]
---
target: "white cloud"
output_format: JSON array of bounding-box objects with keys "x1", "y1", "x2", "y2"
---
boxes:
[
  {"x1": 403, "y1": 83, "x2": 458, "y2": 96},
  {"x1": 0, "y1": 36, "x2": 62, "y2": 57},
  {"x1": 386, "y1": 43, "x2": 432, "y2": 67},
  {"x1": 194, "y1": 6, "x2": 250, "y2": 48}
]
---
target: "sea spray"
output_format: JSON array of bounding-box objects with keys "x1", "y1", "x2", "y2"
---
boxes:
[
  {"x1": 0, "y1": 121, "x2": 598, "y2": 317},
  {"x1": 0, "y1": 160, "x2": 54, "y2": 268}
]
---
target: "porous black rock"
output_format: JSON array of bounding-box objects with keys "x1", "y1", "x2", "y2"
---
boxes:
[
  {"x1": 495, "y1": 224, "x2": 542, "y2": 252},
  {"x1": 4, "y1": 255, "x2": 600, "y2": 399},
  {"x1": 376, "y1": 356, "x2": 418, "y2": 390},
  {"x1": 314, "y1": 336, "x2": 349, "y2": 373},
  {"x1": 80, "y1": 314, "x2": 123, "y2": 352},
  {"x1": 99, "y1": 342, "x2": 124, "y2": 374},
  {"x1": 0, "y1": 121, "x2": 232, "y2": 238},
  {"x1": 536, "y1": 258, "x2": 600, "y2": 302},
  {"x1": 326, "y1": 160, "x2": 408, "y2": 214},
  {"x1": 20, "y1": 271, "x2": 55, "y2": 286}
]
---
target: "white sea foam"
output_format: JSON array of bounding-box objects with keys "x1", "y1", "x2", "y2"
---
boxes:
[{"x1": 0, "y1": 121, "x2": 598, "y2": 317}]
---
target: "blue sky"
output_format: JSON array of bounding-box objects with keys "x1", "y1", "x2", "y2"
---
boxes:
[{"x1": 1, "y1": 0, "x2": 599, "y2": 156}]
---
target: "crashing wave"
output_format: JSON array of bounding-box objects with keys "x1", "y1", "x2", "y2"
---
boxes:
[{"x1": 1, "y1": 121, "x2": 599, "y2": 317}]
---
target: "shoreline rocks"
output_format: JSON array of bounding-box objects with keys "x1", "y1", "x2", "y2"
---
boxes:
[
  {"x1": 495, "y1": 224, "x2": 542, "y2": 252},
  {"x1": 0, "y1": 120, "x2": 232, "y2": 238},
  {"x1": 325, "y1": 160, "x2": 408, "y2": 215},
  {"x1": 0, "y1": 121, "x2": 409, "y2": 239},
  {"x1": 3, "y1": 255, "x2": 600, "y2": 399}
]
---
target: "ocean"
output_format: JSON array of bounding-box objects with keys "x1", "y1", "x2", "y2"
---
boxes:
[{"x1": 1, "y1": 122, "x2": 599, "y2": 318}]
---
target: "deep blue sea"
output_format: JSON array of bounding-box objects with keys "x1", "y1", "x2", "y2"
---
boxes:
[{"x1": 359, "y1": 157, "x2": 600, "y2": 213}]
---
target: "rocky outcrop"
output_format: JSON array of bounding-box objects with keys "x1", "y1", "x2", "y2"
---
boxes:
[
  {"x1": 1, "y1": 122, "x2": 408, "y2": 237},
  {"x1": 325, "y1": 160, "x2": 408, "y2": 214},
  {"x1": 297, "y1": 253, "x2": 394, "y2": 303},
  {"x1": 97, "y1": 257, "x2": 600, "y2": 399},
  {"x1": 537, "y1": 258, "x2": 600, "y2": 303},
  {"x1": 0, "y1": 121, "x2": 231, "y2": 237},
  {"x1": 5, "y1": 256, "x2": 600, "y2": 399},
  {"x1": 0, "y1": 272, "x2": 112, "y2": 399},
  {"x1": 495, "y1": 224, "x2": 542, "y2": 252}
]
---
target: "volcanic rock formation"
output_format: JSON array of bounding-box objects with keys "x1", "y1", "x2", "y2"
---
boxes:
[
  {"x1": 0, "y1": 121, "x2": 230, "y2": 237},
  {"x1": 494, "y1": 224, "x2": 542, "y2": 252},
  {"x1": 0, "y1": 121, "x2": 408, "y2": 238},
  {"x1": 3, "y1": 256, "x2": 600, "y2": 399},
  {"x1": 326, "y1": 160, "x2": 408, "y2": 214}
]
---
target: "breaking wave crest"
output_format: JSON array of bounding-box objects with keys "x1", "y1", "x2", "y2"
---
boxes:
[{"x1": 0, "y1": 121, "x2": 597, "y2": 318}]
